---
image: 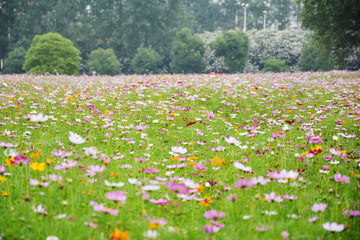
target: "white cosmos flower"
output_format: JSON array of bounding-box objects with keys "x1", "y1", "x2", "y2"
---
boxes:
[
  {"x1": 69, "y1": 131, "x2": 86, "y2": 144},
  {"x1": 144, "y1": 230, "x2": 159, "y2": 239},
  {"x1": 30, "y1": 113, "x2": 49, "y2": 122},
  {"x1": 141, "y1": 185, "x2": 160, "y2": 191},
  {"x1": 234, "y1": 162, "x2": 252, "y2": 172},
  {"x1": 104, "y1": 180, "x2": 124, "y2": 187},
  {"x1": 170, "y1": 146, "x2": 187, "y2": 154},
  {"x1": 322, "y1": 222, "x2": 345, "y2": 232}
]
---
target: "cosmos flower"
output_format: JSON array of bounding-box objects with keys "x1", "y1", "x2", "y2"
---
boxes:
[
  {"x1": 105, "y1": 180, "x2": 124, "y2": 187},
  {"x1": 311, "y1": 203, "x2": 327, "y2": 212},
  {"x1": 32, "y1": 204, "x2": 47, "y2": 215},
  {"x1": 69, "y1": 131, "x2": 86, "y2": 144},
  {"x1": 203, "y1": 210, "x2": 226, "y2": 219},
  {"x1": 234, "y1": 162, "x2": 252, "y2": 172},
  {"x1": 105, "y1": 191, "x2": 127, "y2": 203},
  {"x1": 334, "y1": 173, "x2": 350, "y2": 184},
  {"x1": 86, "y1": 165, "x2": 106, "y2": 177},
  {"x1": 322, "y1": 222, "x2": 345, "y2": 232},
  {"x1": 264, "y1": 192, "x2": 283, "y2": 203},
  {"x1": 170, "y1": 146, "x2": 187, "y2": 154},
  {"x1": 235, "y1": 179, "x2": 255, "y2": 190},
  {"x1": 30, "y1": 113, "x2": 49, "y2": 122}
]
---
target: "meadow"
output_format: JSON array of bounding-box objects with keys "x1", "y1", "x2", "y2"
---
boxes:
[{"x1": 0, "y1": 71, "x2": 359, "y2": 240}]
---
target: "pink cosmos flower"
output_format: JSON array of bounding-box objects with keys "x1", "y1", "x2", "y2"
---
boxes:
[
  {"x1": 90, "y1": 201, "x2": 118, "y2": 216},
  {"x1": 334, "y1": 173, "x2": 350, "y2": 184},
  {"x1": 134, "y1": 157, "x2": 148, "y2": 162},
  {"x1": 311, "y1": 203, "x2": 327, "y2": 212},
  {"x1": 264, "y1": 192, "x2": 283, "y2": 203},
  {"x1": 105, "y1": 191, "x2": 127, "y2": 203},
  {"x1": 52, "y1": 150, "x2": 73, "y2": 158},
  {"x1": 203, "y1": 224, "x2": 221, "y2": 234},
  {"x1": 308, "y1": 216, "x2": 318, "y2": 223},
  {"x1": 32, "y1": 204, "x2": 47, "y2": 215},
  {"x1": 256, "y1": 226, "x2": 271, "y2": 232},
  {"x1": 134, "y1": 125, "x2": 149, "y2": 131},
  {"x1": 142, "y1": 168, "x2": 159, "y2": 173},
  {"x1": 166, "y1": 182, "x2": 189, "y2": 194},
  {"x1": 193, "y1": 163, "x2": 208, "y2": 171},
  {"x1": 148, "y1": 217, "x2": 167, "y2": 226},
  {"x1": 149, "y1": 198, "x2": 168, "y2": 205},
  {"x1": 322, "y1": 222, "x2": 345, "y2": 232},
  {"x1": 86, "y1": 165, "x2": 106, "y2": 177},
  {"x1": 0, "y1": 165, "x2": 6, "y2": 174},
  {"x1": 54, "y1": 159, "x2": 78, "y2": 170},
  {"x1": 13, "y1": 156, "x2": 29, "y2": 165},
  {"x1": 282, "y1": 194, "x2": 298, "y2": 200},
  {"x1": 235, "y1": 179, "x2": 255, "y2": 190},
  {"x1": 29, "y1": 178, "x2": 50, "y2": 187},
  {"x1": 203, "y1": 210, "x2": 226, "y2": 219},
  {"x1": 343, "y1": 210, "x2": 360, "y2": 217}
]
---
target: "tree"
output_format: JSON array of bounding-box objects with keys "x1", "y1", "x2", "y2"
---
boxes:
[
  {"x1": 131, "y1": 46, "x2": 162, "y2": 74},
  {"x1": 0, "y1": 0, "x2": 16, "y2": 62},
  {"x1": 210, "y1": 30, "x2": 249, "y2": 73},
  {"x1": 263, "y1": 57, "x2": 287, "y2": 72},
  {"x1": 4, "y1": 47, "x2": 27, "y2": 74},
  {"x1": 171, "y1": 28, "x2": 206, "y2": 73},
  {"x1": 300, "y1": 0, "x2": 360, "y2": 66},
  {"x1": 23, "y1": 32, "x2": 81, "y2": 75},
  {"x1": 88, "y1": 48, "x2": 121, "y2": 76},
  {"x1": 299, "y1": 39, "x2": 335, "y2": 71}
]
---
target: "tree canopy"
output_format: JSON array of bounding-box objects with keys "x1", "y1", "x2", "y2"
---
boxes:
[{"x1": 300, "y1": 0, "x2": 360, "y2": 65}]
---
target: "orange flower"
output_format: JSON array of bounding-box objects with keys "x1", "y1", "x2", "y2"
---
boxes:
[
  {"x1": 199, "y1": 195, "x2": 213, "y2": 206},
  {"x1": 110, "y1": 228, "x2": 129, "y2": 240},
  {"x1": 196, "y1": 184, "x2": 205, "y2": 193},
  {"x1": 211, "y1": 157, "x2": 226, "y2": 167},
  {"x1": 111, "y1": 172, "x2": 118, "y2": 177}
]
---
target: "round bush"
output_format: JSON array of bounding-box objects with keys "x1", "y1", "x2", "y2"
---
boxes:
[
  {"x1": 263, "y1": 57, "x2": 287, "y2": 73},
  {"x1": 210, "y1": 30, "x2": 249, "y2": 73},
  {"x1": 171, "y1": 28, "x2": 206, "y2": 74},
  {"x1": 88, "y1": 48, "x2": 121, "y2": 76},
  {"x1": 131, "y1": 47, "x2": 162, "y2": 74},
  {"x1": 4, "y1": 47, "x2": 27, "y2": 74},
  {"x1": 23, "y1": 33, "x2": 81, "y2": 75},
  {"x1": 300, "y1": 40, "x2": 335, "y2": 72}
]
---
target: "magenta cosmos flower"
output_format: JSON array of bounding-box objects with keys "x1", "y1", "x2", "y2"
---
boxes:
[
  {"x1": 193, "y1": 163, "x2": 208, "y2": 171},
  {"x1": 334, "y1": 173, "x2": 350, "y2": 184},
  {"x1": 203, "y1": 210, "x2": 226, "y2": 219},
  {"x1": 13, "y1": 156, "x2": 30, "y2": 165},
  {"x1": 343, "y1": 209, "x2": 360, "y2": 217},
  {"x1": 165, "y1": 182, "x2": 189, "y2": 194},
  {"x1": 105, "y1": 191, "x2": 127, "y2": 203}
]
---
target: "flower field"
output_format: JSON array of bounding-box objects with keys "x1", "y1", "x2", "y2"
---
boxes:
[{"x1": 0, "y1": 72, "x2": 359, "y2": 240}]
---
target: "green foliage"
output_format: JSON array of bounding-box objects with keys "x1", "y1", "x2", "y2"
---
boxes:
[
  {"x1": 88, "y1": 48, "x2": 121, "y2": 76},
  {"x1": 299, "y1": 40, "x2": 335, "y2": 72},
  {"x1": 300, "y1": 0, "x2": 360, "y2": 66},
  {"x1": 4, "y1": 47, "x2": 27, "y2": 74},
  {"x1": 262, "y1": 57, "x2": 287, "y2": 72},
  {"x1": 131, "y1": 47, "x2": 162, "y2": 74},
  {"x1": 210, "y1": 31, "x2": 249, "y2": 73},
  {"x1": 23, "y1": 32, "x2": 81, "y2": 75},
  {"x1": 171, "y1": 28, "x2": 206, "y2": 74}
]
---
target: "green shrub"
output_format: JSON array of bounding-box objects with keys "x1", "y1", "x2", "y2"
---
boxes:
[
  {"x1": 263, "y1": 57, "x2": 287, "y2": 72},
  {"x1": 88, "y1": 48, "x2": 121, "y2": 76},
  {"x1": 4, "y1": 47, "x2": 27, "y2": 74},
  {"x1": 210, "y1": 31, "x2": 249, "y2": 73},
  {"x1": 23, "y1": 33, "x2": 81, "y2": 75},
  {"x1": 299, "y1": 39, "x2": 335, "y2": 72},
  {"x1": 171, "y1": 28, "x2": 206, "y2": 73},
  {"x1": 131, "y1": 46, "x2": 162, "y2": 74}
]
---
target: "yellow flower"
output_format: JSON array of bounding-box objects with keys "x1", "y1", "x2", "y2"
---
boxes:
[
  {"x1": 30, "y1": 161, "x2": 46, "y2": 171},
  {"x1": 1, "y1": 191, "x2": 9, "y2": 196},
  {"x1": 5, "y1": 157, "x2": 15, "y2": 166},
  {"x1": 0, "y1": 176, "x2": 8, "y2": 182}
]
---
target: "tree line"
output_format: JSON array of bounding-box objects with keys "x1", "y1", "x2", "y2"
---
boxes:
[{"x1": 0, "y1": 0, "x2": 302, "y2": 74}]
